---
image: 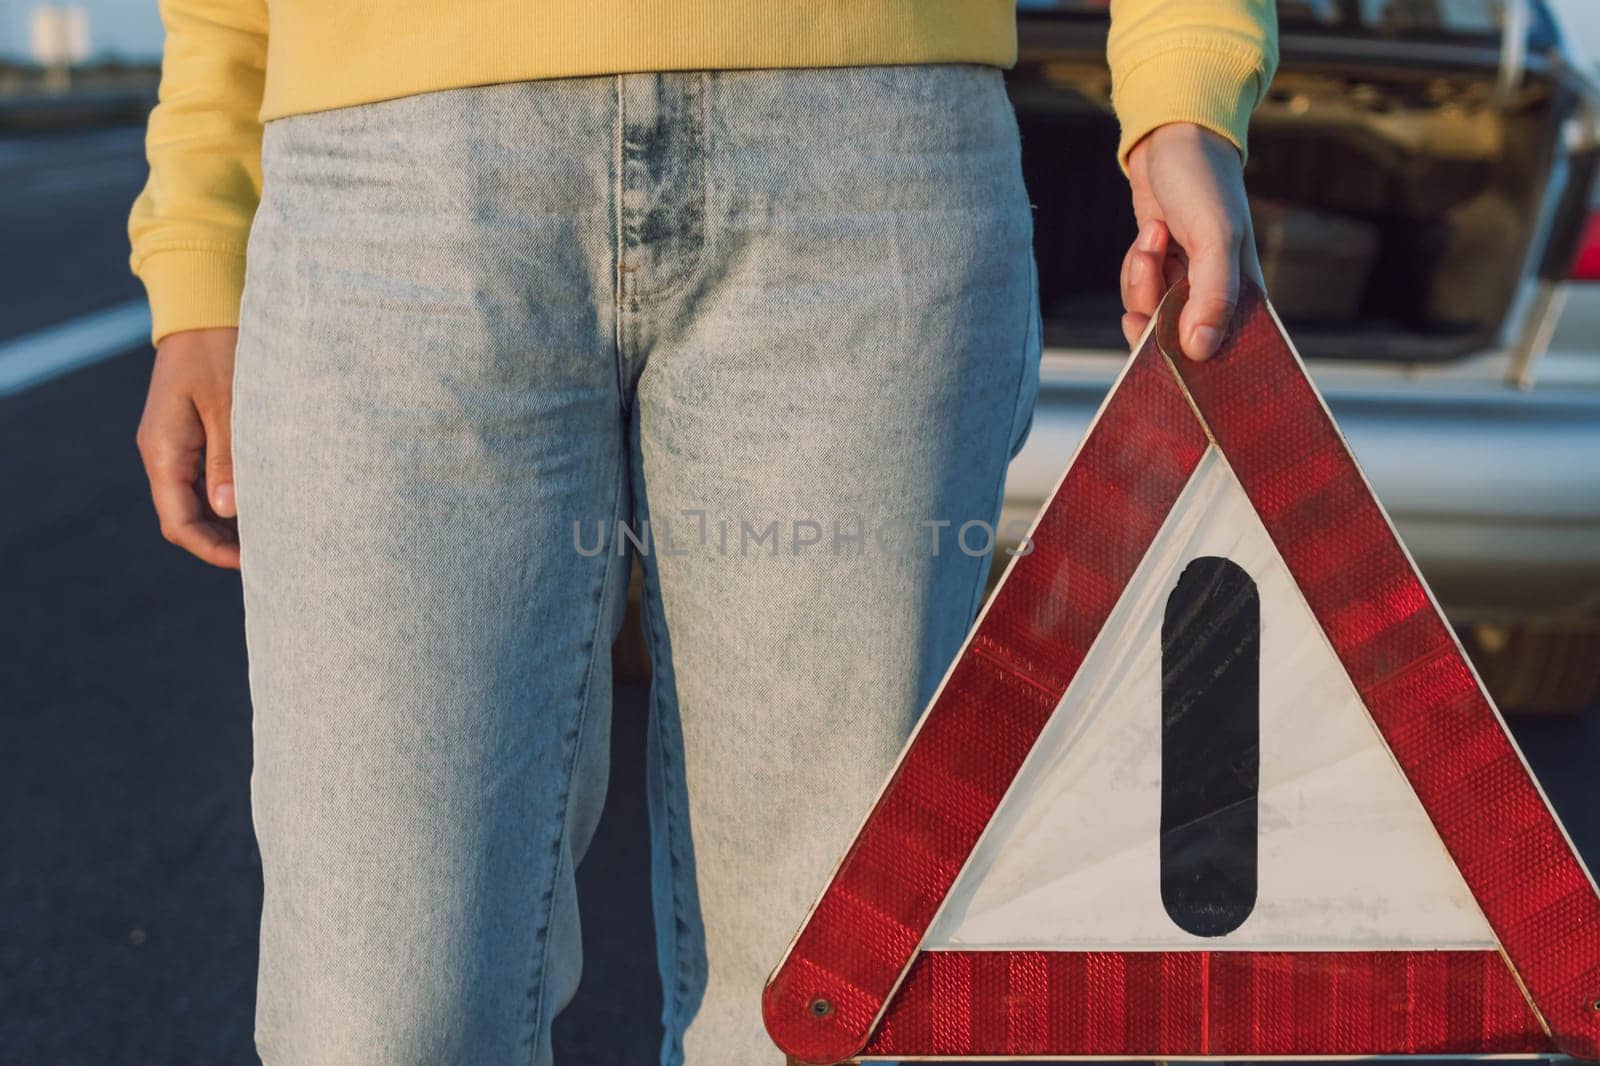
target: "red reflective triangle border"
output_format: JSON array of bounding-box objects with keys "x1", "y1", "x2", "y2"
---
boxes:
[
  {"x1": 861, "y1": 950, "x2": 1548, "y2": 1058},
  {"x1": 761, "y1": 280, "x2": 1600, "y2": 1063}
]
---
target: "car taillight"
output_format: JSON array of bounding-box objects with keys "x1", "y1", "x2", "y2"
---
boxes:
[{"x1": 1571, "y1": 210, "x2": 1600, "y2": 281}]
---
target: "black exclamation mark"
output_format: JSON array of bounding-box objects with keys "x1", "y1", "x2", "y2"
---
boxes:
[{"x1": 1161, "y1": 556, "x2": 1260, "y2": 937}]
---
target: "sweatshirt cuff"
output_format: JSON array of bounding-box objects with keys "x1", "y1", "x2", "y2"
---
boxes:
[
  {"x1": 133, "y1": 247, "x2": 248, "y2": 345},
  {"x1": 1113, "y1": 44, "x2": 1267, "y2": 174}
]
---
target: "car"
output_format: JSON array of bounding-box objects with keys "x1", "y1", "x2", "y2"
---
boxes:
[{"x1": 1001, "y1": 0, "x2": 1600, "y2": 713}]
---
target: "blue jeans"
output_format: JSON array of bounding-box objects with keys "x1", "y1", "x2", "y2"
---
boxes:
[{"x1": 233, "y1": 65, "x2": 1040, "y2": 1065}]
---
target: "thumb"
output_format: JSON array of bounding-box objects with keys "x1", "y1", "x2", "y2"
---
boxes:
[
  {"x1": 200, "y1": 400, "x2": 236, "y2": 519},
  {"x1": 1177, "y1": 221, "x2": 1243, "y2": 362}
]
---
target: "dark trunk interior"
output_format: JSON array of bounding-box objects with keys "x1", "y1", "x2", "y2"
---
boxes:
[{"x1": 1009, "y1": 43, "x2": 1566, "y2": 360}]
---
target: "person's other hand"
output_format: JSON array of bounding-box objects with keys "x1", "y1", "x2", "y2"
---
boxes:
[
  {"x1": 135, "y1": 327, "x2": 240, "y2": 569},
  {"x1": 1119, "y1": 122, "x2": 1264, "y2": 360}
]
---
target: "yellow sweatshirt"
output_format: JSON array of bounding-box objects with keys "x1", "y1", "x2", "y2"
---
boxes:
[{"x1": 128, "y1": 0, "x2": 1278, "y2": 343}]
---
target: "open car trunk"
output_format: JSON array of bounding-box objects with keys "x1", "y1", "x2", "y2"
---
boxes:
[{"x1": 1011, "y1": 12, "x2": 1595, "y2": 362}]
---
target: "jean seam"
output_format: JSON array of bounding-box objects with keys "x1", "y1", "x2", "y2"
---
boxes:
[
  {"x1": 523, "y1": 445, "x2": 629, "y2": 1065},
  {"x1": 1007, "y1": 252, "x2": 1042, "y2": 462},
  {"x1": 625, "y1": 72, "x2": 707, "y2": 309},
  {"x1": 613, "y1": 74, "x2": 631, "y2": 407},
  {"x1": 637, "y1": 575, "x2": 691, "y2": 1065}
]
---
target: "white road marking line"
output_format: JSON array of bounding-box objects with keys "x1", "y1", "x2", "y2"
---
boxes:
[{"x1": 0, "y1": 301, "x2": 150, "y2": 398}]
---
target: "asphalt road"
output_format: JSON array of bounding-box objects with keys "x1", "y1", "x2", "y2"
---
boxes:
[
  {"x1": 4, "y1": 122, "x2": 1600, "y2": 1066},
  {"x1": 0, "y1": 127, "x2": 149, "y2": 343}
]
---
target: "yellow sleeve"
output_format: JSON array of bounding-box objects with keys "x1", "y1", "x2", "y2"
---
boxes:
[
  {"x1": 128, "y1": 0, "x2": 268, "y2": 344},
  {"x1": 1106, "y1": 0, "x2": 1279, "y2": 172}
]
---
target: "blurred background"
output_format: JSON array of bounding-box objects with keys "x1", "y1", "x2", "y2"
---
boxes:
[{"x1": 3, "y1": 1, "x2": 1600, "y2": 1063}]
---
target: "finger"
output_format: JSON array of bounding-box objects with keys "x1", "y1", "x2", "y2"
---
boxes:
[
  {"x1": 1122, "y1": 311, "x2": 1151, "y2": 350},
  {"x1": 1121, "y1": 248, "x2": 1167, "y2": 319},
  {"x1": 159, "y1": 461, "x2": 239, "y2": 568},
  {"x1": 1177, "y1": 220, "x2": 1243, "y2": 361},
  {"x1": 140, "y1": 419, "x2": 241, "y2": 570},
  {"x1": 200, "y1": 402, "x2": 236, "y2": 519},
  {"x1": 1163, "y1": 247, "x2": 1188, "y2": 289},
  {"x1": 1120, "y1": 220, "x2": 1170, "y2": 317}
]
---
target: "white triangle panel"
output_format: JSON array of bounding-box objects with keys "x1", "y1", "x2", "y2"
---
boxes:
[{"x1": 922, "y1": 448, "x2": 1497, "y2": 952}]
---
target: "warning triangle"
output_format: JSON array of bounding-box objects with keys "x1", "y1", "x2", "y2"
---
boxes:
[{"x1": 763, "y1": 280, "x2": 1600, "y2": 1064}]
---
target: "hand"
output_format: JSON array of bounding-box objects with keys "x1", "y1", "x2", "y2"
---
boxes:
[
  {"x1": 1119, "y1": 122, "x2": 1265, "y2": 360},
  {"x1": 135, "y1": 327, "x2": 240, "y2": 569}
]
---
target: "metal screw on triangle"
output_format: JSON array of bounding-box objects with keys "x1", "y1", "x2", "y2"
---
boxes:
[{"x1": 809, "y1": 997, "x2": 833, "y2": 1019}]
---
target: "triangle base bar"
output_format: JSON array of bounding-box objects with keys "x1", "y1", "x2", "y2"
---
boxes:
[{"x1": 858, "y1": 950, "x2": 1552, "y2": 1059}]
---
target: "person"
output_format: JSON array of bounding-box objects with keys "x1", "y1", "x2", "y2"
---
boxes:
[{"x1": 129, "y1": 1, "x2": 1277, "y2": 1062}]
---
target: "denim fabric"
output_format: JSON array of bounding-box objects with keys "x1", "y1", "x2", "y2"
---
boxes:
[{"x1": 233, "y1": 64, "x2": 1040, "y2": 1065}]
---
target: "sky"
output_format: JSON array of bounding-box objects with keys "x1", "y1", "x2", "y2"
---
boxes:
[
  {"x1": 1, "y1": 0, "x2": 1598, "y2": 63},
  {"x1": 1, "y1": 0, "x2": 163, "y2": 60}
]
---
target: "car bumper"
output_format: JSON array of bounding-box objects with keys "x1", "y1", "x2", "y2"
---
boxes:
[{"x1": 1000, "y1": 353, "x2": 1600, "y2": 621}]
